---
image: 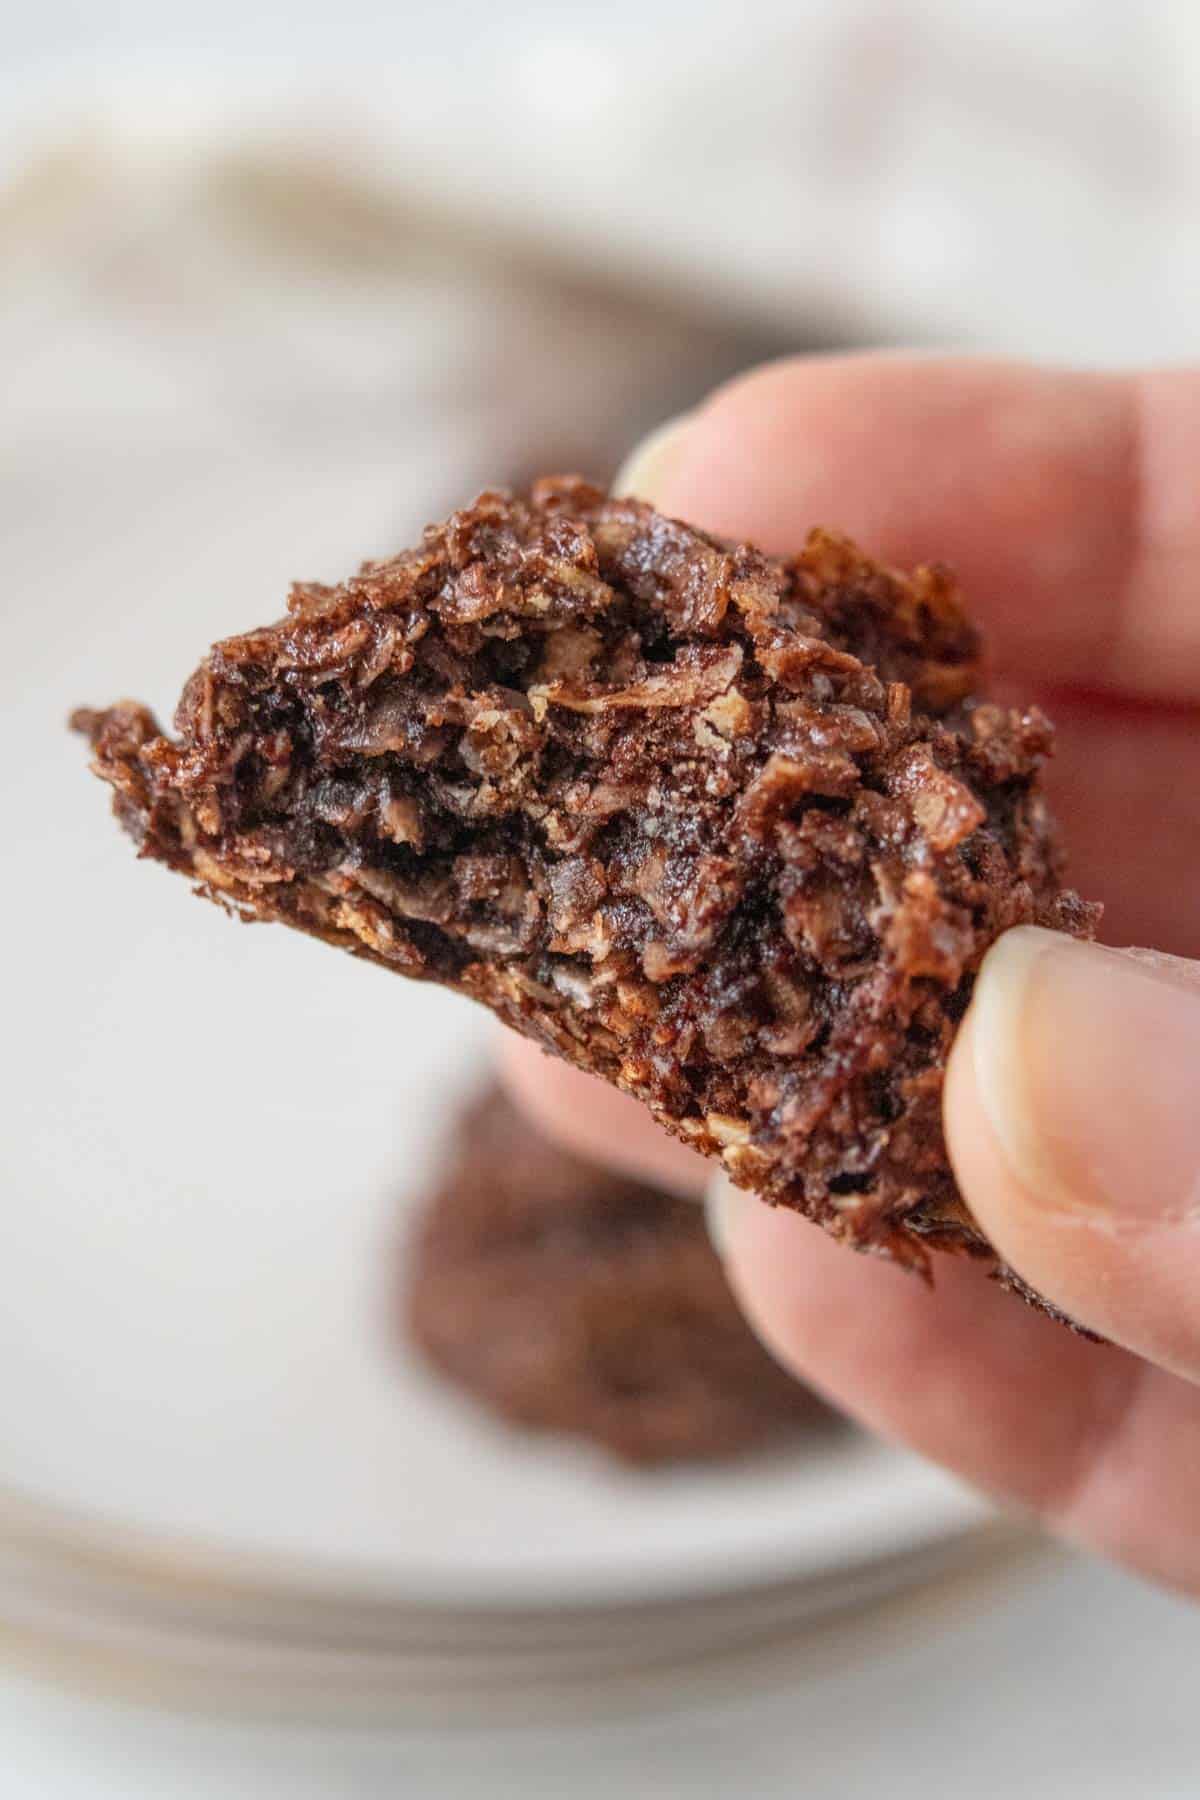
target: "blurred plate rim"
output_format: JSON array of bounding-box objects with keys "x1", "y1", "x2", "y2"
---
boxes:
[{"x1": 0, "y1": 1451, "x2": 995, "y2": 1615}]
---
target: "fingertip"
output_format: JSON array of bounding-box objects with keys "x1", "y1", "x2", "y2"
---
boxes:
[
  {"x1": 945, "y1": 930, "x2": 1200, "y2": 1375},
  {"x1": 943, "y1": 947, "x2": 1105, "y2": 1332},
  {"x1": 611, "y1": 411, "x2": 694, "y2": 503},
  {"x1": 644, "y1": 349, "x2": 986, "y2": 552},
  {"x1": 615, "y1": 353, "x2": 1196, "y2": 700}
]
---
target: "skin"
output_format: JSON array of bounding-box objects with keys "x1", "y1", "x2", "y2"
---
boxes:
[{"x1": 500, "y1": 354, "x2": 1200, "y2": 1597}]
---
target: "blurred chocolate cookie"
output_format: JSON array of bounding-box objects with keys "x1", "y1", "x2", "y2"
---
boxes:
[{"x1": 404, "y1": 1087, "x2": 827, "y2": 1463}]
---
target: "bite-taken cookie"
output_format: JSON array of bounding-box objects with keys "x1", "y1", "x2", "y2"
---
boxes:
[
  {"x1": 405, "y1": 1086, "x2": 825, "y2": 1463},
  {"x1": 74, "y1": 478, "x2": 1099, "y2": 1311}
]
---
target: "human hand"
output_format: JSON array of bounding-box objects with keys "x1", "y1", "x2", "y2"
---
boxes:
[{"x1": 502, "y1": 354, "x2": 1200, "y2": 1596}]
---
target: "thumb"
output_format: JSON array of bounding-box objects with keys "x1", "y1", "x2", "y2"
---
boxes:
[{"x1": 946, "y1": 927, "x2": 1200, "y2": 1375}]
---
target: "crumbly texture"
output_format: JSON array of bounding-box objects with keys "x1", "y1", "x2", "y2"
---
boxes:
[
  {"x1": 404, "y1": 1087, "x2": 826, "y2": 1463},
  {"x1": 74, "y1": 477, "x2": 1099, "y2": 1296}
]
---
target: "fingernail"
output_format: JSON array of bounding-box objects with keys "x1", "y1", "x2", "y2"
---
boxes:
[
  {"x1": 969, "y1": 927, "x2": 1200, "y2": 1227},
  {"x1": 703, "y1": 1169, "x2": 760, "y2": 1259},
  {"x1": 611, "y1": 411, "x2": 694, "y2": 503}
]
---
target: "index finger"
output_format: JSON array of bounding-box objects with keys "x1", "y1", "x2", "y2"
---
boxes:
[{"x1": 645, "y1": 354, "x2": 1200, "y2": 702}]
